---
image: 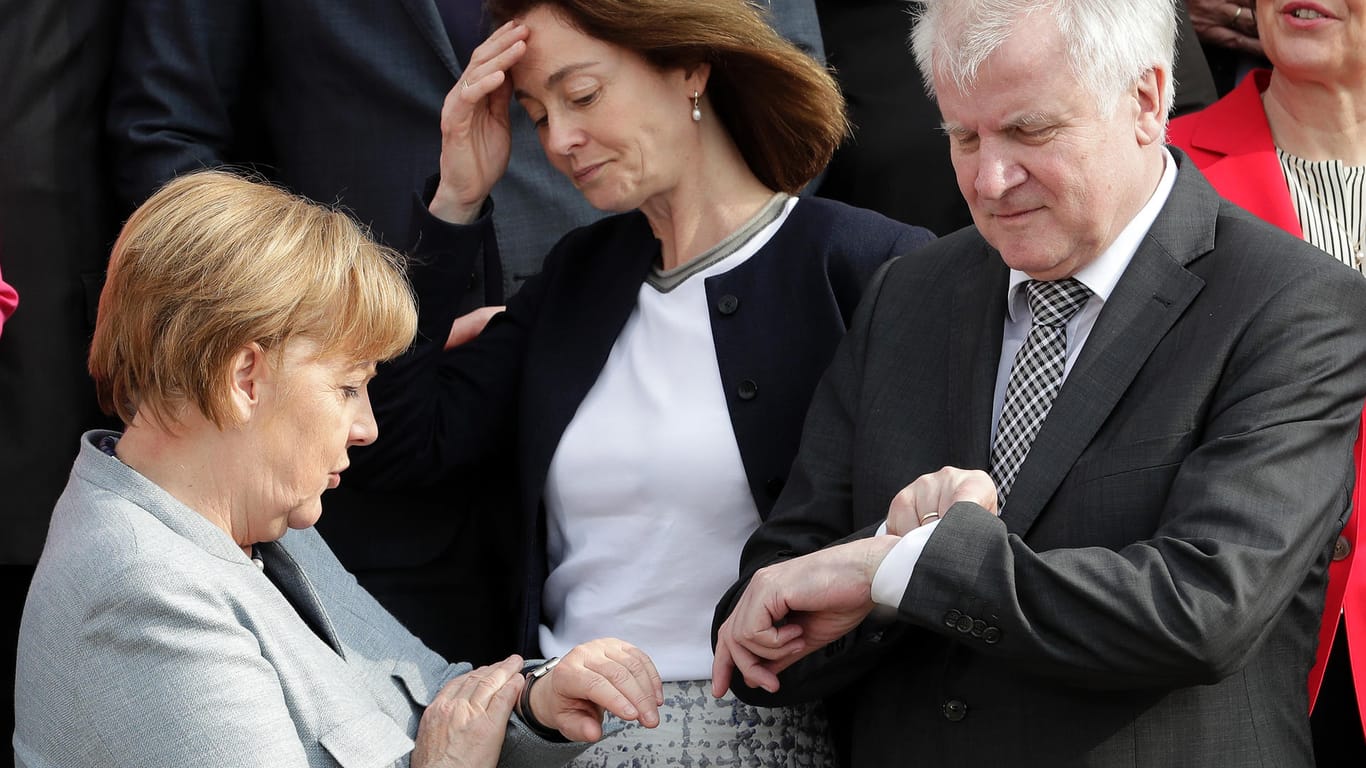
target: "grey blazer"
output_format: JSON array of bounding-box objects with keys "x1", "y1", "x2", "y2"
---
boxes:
[{"x1": 13, "y1": 431, "x2": 586, "y2": 768}]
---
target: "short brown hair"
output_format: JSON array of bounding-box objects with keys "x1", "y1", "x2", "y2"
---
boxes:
[
  {"x1": 488, "y1": 0, "x2": 847, "y2": 193},
  {"x1": 90, "y1": 171, "x2": 418, "y2": 429}
]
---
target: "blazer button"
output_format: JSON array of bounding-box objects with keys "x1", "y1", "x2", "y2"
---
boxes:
[
  {"x1": 717, "y1": 294, "x2": 740, "y2": 315},
  {"x1": 955, "y1": 615, "x2": 974, "y2": 634},
  {"x1": 944, "y1": 609, "x2": 962, "y2": 628},
  {"x1": 765, "y1": 476, "x2": 785, "y2": 499},
  {"x1": 970, "y1": 619, "x2": 987, "y2": 638},
  {"x1": 942, "y1": 699, "x2": 968, "y2": 722},
  {"x1": 737, "y1": 379, "x2": 758, "y2": 400},
  {"x1": 1334, "y1": 535, "x2": 1351, "y2": 561},
  {"x1": 982, "y1": 626, "x2": 1002, "y2": 644}
]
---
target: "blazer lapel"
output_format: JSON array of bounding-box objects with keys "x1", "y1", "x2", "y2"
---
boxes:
[
  {"x1": 398, "y1": 0, "x2": 462, "y2": 78},
  {"x1": 522, "y1": 217, "x2": 658, "y2": 493},
  {"x1": 947, "y1": 248, "x2": 1010, "y2": 471},
  {"x1": 1184, "y1": 70, "x2": 1301, "y2": 237},
  {"x1": 1000, "y1": 154, "x2": 1214, "y2": 534},
  {"x1": 256, "y1": 540, "x2": 345, "y2": 657}
]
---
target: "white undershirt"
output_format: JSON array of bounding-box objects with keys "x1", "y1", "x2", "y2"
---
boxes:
[
  {"x1": 870, "y1": 148, "x2": 1178, "y2": 608},
  {"x1": 539, "y1": 198, "x2": 798, "y2": 680}
]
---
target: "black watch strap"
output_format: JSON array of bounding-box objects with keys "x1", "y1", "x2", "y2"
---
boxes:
[{"x1": 516, "y1": 657, "x2": 563, "y2": 740}]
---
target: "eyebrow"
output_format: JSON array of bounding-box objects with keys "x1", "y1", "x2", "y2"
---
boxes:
[
  {"x1": 513, "y1": 61, "x2": 599, "y2": 100},
  {"x1": 939, "y1": 111, "x2": 1054, "y2": 136},
  {"x1": 1003, "y1": 111, "x2": 1054, "y2": 130}
]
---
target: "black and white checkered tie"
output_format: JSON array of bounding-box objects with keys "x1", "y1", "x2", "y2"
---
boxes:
[{"x1": 990, "y1": 278, "x2": 1092, "y2": 504}]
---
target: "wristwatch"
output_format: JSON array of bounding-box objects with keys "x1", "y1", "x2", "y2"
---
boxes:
[{"x1": 517, "y1": 656, "x2": 562, "y2": 739}]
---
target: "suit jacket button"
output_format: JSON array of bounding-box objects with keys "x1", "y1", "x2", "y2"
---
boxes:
[
  {"x1": 982, "y1": 626, "x2": 1002, "y2": 644},
  {"x1": 955, "y1": 615, "x2": 974, "y2": 634},
  {"x1": 942, "y1": 699, "x2": 968, "y2": 722},
  {"x1": 970, "y1": 619, "x2": 987, "y2": 637},
  {"x1": 1334, "y1": 535, "x2": 1351, "y2": 561},
  {"x1": 765, "y1": 476, "x2": 785, "y2": 498},
  {"x1": 737, "y1": 379, "x2": 758, "y2": 400},
  {"x1": 944, "y1": 609, "x2": 962, "y2": 628},
  {"x1": 717, "y1": 294, "x2": 740, "y2": 315}
]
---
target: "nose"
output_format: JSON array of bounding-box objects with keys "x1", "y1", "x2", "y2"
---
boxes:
[
  {"x1": 973, "y1": 141, "x2": 1027, "y2": 201},
  {"x1": 350, "y1": 392, "x2": 379, "y2": 447},
  {"x1": 542, "y1": 112, "x2": 585, "y2": 158}
]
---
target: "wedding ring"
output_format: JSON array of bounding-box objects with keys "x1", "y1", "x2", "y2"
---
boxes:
[
  {"x1": 919, "y1": 512, "x2": 942, "y2": 526},
  {"x1": 1231, "y1": 6, "x2": 1244, "y2": 23}
]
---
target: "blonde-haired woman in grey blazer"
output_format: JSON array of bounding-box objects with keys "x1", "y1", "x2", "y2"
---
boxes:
[{"x1": 12, "y1": 171, "x2": 663, "y2": 768}]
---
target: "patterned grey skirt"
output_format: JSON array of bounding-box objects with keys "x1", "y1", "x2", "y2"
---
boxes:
[{"x1": 569, "y1": 679, "x2": 836, "y2": 767}]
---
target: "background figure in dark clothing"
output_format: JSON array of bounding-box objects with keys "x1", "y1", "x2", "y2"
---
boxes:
[{"x1": 0, "y1": 0, "x2": 123, "y2": 749}]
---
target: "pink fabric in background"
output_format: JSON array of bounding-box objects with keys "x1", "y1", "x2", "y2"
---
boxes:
[{"x1": 0, "y1": 262, "x2": 17, "y2": 337}]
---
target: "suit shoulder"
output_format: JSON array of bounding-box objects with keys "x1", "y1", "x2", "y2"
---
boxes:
[
  {"x1": 792, "y1": 196, "x2": 936, "y2": 249},
  {"x1": 1214, "y1": 202, "x2": 1353, "y2": 276},
  {"x1": 884, "y1": 225, "x2": 991, "y2": 279}
]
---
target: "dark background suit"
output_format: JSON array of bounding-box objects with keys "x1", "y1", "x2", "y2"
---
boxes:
[
  {"x1": 811, "y1": 0, "x2": 1217, "y2": 236},
  {"x1": 352, "y1": 197, "x2": 932, "y2": 654},
  {"x1": 0, "y1": 0, "x2": 124, "y2": 747},
  {"x1": 716, "y1": 154, "x2": 1366, "y2": 766},
  {"x1": 105, "y1": 0, "x2": 825, "y2": 665}
]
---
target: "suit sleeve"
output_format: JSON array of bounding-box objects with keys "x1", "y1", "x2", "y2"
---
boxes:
[
  {"x1": 898, "y1": 259, "x2": 1366, "y2": 689},
  {"x1": 64, "y1": 564, "x2": 320, "y2": 766},
  {"x1": 714, "y1": 258, "x2": 914, "y2": 705},
  {"x1": 107, "y1": 0, "x2": 263, "y2": 211},
  {"x1": 348, "y1": 199, "x2": 550, "y2": 491}
]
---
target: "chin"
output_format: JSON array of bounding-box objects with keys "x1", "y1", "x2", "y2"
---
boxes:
[
  {"x1": 583, "y1": 193, "x2": 635, "y2": 214},
  {"x1": 287, "y1": 502, "x2": 324, "y2": 531}
]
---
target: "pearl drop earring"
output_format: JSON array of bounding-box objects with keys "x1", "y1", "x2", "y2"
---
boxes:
[{"x1": 691, "y1": 91, "x2": 702, "y2": 122}]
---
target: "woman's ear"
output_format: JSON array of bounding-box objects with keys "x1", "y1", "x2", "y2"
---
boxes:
[
  {"x1": 683, "y1": 62, "x2": 712, "y2": 96},
  {"x1": 227, "y1": 343, "x2": 267, "y2": 423}
]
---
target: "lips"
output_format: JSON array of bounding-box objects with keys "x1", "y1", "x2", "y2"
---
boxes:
[
  {"x1": 571, "y1": 161, "x2": 606, "y2": 184},
  {"x1": 1282, "y1": 1, "x2": 1337, "y2": 21},
  {"x1": 992, "y1": 206, "x2": 1042, "y2": 221}
]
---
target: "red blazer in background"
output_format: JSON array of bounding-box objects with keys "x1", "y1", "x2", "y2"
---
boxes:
[{"x1": 1169, "y1": 67, "x2": 1363, "y2": 716}]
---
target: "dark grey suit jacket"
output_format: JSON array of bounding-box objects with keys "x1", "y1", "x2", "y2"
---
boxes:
[{"x1": 716, "y1": 151, "x2": 1366, "y2": 767}]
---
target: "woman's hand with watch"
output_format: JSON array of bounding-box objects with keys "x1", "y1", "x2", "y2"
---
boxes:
[{"x1": 519, "y1": 638, "x2": 664, "y2": 742}]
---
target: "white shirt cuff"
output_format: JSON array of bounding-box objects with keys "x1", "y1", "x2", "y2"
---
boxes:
[{"x1": 870, "y1": 520, "x2": 938, "y2": 608}]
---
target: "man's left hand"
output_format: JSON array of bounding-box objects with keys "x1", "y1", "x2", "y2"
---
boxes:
[
  {"x1": 886, "y1": 467, "x2": 999, "y2": 535},
  {"x1": 712, "y1": 536, "x2": 900, "y2": 697}
]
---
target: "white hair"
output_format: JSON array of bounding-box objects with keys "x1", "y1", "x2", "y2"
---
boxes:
[{"x1": 909, "y1": 0, "x2": 1177, "y2": 117}]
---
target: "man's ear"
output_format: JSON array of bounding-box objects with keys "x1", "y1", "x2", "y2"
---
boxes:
[
  {"x1": 227, "y1": 343, "x2": 267, "y2": 423},
  {"x1": 1133, "y1": 66, "x2": 1167, "y2": 147}
]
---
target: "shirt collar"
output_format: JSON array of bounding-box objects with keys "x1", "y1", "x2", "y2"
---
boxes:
[{"x1": 1006, "y1": 146, "x2": 1179, "y2": 321}]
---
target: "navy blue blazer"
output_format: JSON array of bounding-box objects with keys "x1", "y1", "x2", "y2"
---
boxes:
[{"x1": 354, "y1": 197, "x2": 933, "y2": 651}]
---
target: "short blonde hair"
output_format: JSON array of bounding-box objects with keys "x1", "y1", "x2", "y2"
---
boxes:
[{"x1": 90, "y1": 171, "x2": 418, "y2": 428}]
